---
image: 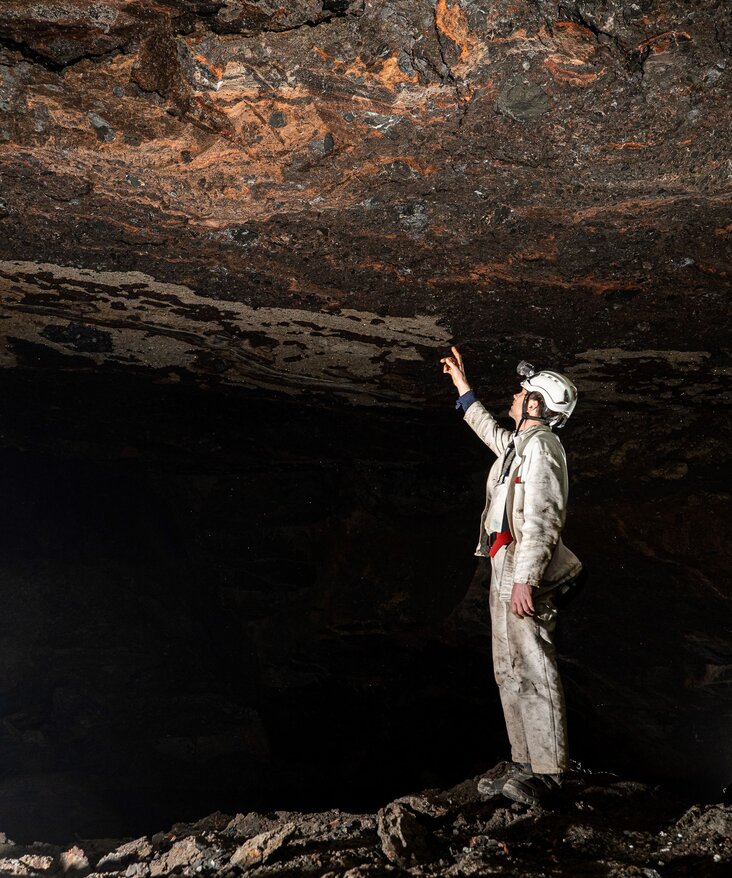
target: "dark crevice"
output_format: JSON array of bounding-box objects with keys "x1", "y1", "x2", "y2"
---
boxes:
[
  {"x1": 247, "y1": 2, "x2": 365, "y2": 37},
  {"x1": 432, "y1": 2, "x2": 454, "y2": 84},
  {"x1": 0, "y1": 35, "x2": 126, "y2": 73},
  {"x1": 713, "y1": 18, "x2": 730, "y2": 55},
  {"x1": 556, "y1": 2, "x2": 627, "y2": 51},
  {"x1": 553, "y1": 3, "x2": 652, "y2": 81},
  {"x1": 0, "y1": 2, "x2": 365, "y2": 75},
  {"x1": 636, "y1": 43, "x2": 652, "y2": 79}
]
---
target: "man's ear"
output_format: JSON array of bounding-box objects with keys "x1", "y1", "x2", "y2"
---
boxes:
[{"x1": 526, "y1": 397, "x2": 541, "y2": 416}]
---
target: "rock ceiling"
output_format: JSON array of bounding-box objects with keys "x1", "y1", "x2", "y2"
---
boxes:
[{"x1": 0, "y1": 1, "x2": 729, "y2": 411}]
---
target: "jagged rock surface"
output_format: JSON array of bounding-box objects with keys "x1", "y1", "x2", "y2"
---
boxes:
[
  {"x1": 1, "y1": 772, "x2": 730, "y2": 877},
  {"x1": 0, "y1": 0, "x2": 729, "y2": 409}
]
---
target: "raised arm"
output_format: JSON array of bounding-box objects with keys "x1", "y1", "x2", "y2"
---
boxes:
[
  {"x1": 441, "y1": 346, "x2": 512, "y2": 457},
  {"x1": 462, "y1": 399, "x2": 512, "y2": 457}
]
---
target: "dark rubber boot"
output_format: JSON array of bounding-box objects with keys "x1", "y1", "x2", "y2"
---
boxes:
[
  {"x1": 502, "y1": 772, "x2": 564, "y2": 806},
  {"x1": 477, "y1": 761, "x2": 532, "y2": 798}
]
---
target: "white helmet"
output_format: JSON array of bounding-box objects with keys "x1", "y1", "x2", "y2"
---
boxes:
[{"x1": 517, "y1": 361, "x2": 578, "y2": 429}]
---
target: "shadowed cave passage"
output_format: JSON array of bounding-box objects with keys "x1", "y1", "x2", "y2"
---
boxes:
[
  {"x1": 0, "y1": 369, "x2": 495, "y2": 842},
  {"x1": 0, "y1": 368, "x2": 729, "y2": 844}
]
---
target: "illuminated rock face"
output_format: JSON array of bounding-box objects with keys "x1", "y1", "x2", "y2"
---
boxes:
[
  {"x1": 0, "y1": 0, "x2": 730, "y2": 843},
  {"x1": 0, "y1": 1, "x2": 729, "y2": 405}
]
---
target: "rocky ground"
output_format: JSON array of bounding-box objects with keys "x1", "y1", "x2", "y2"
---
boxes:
[{"x1": 1, "y1": 769, "x2": 729, "y2": 878}]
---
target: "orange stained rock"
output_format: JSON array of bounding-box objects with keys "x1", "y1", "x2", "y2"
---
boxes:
[
  {"x1": 545, "y1": 21, "x2": 598, "y2": 62},
  {"x1": 544, "y1": 57, "x2": 606, "y2": 85},
  {"x1": 378, "y1": 157, "x2": 438, "y2": 176},
  {"x1": 539, "y1": 20, "x2": 604, "y2": 84},
  {"x1": 435, "y1": 0, "x2": 480, "y2": 68},
  {"x1": 519, "y1": 235, "x2": 558, "y2": 262},
  {"x1": 470, "y1": 25, "x2": 534, "y2": 53},
  {"x1": 553, "y1": 21, "x2": 595, "y2": 38},
  {"x1": 374, "y1": 262, "x2": 418, "y2": 280},
  {"x1": 187, "y1": 48, "x2": 224, "y2": 82},
  {"x1": 341, "y1": 54, "x2": 418, "y2": 89},
  {"x1": 352, "y1": 259, "x2": 418, "y2": 279},
  {"x1": 461, "y1": 260, "x2": 520, "y2": 284},
  {"x1": 526, "y1": 194, "x2": 708, "y2": 222},
  {"x1": 375, "y1": 55, "x2": 419, "y2": 88},
  {"x1": 638, "y1": 31, "x2": 693, "y2": 53},
  {"x1": 421, "y1": 84, "x2": 476, "y2": 112},
  {"x1": 714, "y1": 224, "x2": 732, "y2": 238},
  {"x1": 607, "y1": 141, "x2": 650, "y2": 149},
  {"x1": 695, "y1": 263, "x2": 729, "y2": 277},
  {"x1": 574, "y1": 277, "x2": 648, "y2": 295},
  {"x1": 438, "y1": 260, "x2": 652, "y2": 295}
]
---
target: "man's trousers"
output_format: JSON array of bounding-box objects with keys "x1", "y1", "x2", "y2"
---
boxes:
[{"x1": 489, "y1": 557, "x2": 569, "y2": 775}]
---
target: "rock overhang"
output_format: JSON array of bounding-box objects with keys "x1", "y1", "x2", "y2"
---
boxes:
[{"x1": 0, "y1": 0, "x2": 728, "y2": 416}]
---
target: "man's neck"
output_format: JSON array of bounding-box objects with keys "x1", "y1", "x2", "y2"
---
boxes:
[{"x1": 514, "y1": 417, "x2": 545, "y2": 433}]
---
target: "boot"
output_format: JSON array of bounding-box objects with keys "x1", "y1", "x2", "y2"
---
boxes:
[
  {"x1": 502, "y1": 772, "x2": 564, "y2": 806},
  {"x1": 477, "y1": 761, "x2": 531, "y2": 798}
]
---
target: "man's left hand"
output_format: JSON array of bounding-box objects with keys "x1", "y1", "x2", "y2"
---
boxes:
[{"x1": 511, "y1": 582, "x2": 535, "y2": 618}]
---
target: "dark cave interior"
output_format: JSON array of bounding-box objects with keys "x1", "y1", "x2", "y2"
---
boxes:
[{"x1": 0, "y1": 366, "x2": 728, "y2": 844}]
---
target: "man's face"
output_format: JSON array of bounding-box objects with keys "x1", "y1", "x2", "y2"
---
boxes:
[
  {"x1": 509, "y1": 387, "x2": 540, "y2": 425},
  {"x1": 509, "y1": 387, "x2": 526, "y2": 423}
]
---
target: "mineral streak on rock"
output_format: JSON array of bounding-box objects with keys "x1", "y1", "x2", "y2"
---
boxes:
[
  {"x1": 0, "y1": 1, "x2": 728, "y2": 405},
  {"x1": 0, "y1": 259, "x2": 452, "y2": 403}
]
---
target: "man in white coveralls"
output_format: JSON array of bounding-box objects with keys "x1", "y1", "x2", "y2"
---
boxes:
[{"x1": 441, "y1": 346, "x2": 582, "y2": 806}]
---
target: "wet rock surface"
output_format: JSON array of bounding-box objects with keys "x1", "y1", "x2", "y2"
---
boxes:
[{"x1": 1, "y1": 772, "x2": 730, "y2": 877}]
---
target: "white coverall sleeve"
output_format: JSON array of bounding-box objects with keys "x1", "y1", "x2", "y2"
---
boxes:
[
  {"x1": 463, "y1": 400, "x2": 512, "y2": 457},
  {"x1": 513, "y1": 449, "x2": 567, "y2": 587}
]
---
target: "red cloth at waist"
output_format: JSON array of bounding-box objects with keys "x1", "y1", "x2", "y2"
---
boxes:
[{"x1": 488, "y1": 530, "x2": 513, "y2": 558}]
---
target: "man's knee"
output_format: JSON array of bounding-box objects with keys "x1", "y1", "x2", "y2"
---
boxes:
[{"x1": 516, "y1": 676, "x2": 553, "y2": 700}]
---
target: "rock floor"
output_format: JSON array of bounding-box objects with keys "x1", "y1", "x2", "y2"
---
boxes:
[{"x1": 1, "y1": 769, "x2": 729, "y2": 877}]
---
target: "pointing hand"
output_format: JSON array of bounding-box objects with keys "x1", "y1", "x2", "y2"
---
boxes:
[{"x1": 440, "y1": 345, "x2": 470, "y2": 395}]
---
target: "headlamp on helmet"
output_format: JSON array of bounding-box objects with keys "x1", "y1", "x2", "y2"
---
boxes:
[{"x1": 516, "y1": 361, "x2": 578, "y2": 429}]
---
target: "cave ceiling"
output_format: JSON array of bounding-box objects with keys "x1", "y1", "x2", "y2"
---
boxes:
[{"x1": 0, "y1": 1, "x2": 729, "y2": 428}]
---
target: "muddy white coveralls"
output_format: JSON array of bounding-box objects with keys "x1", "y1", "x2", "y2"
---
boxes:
[{"x1": 463, "y1": 399, "x2": 582, "y2": 775}]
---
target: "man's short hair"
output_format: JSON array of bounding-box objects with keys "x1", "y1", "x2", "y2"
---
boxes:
[{"x1": 527, "y1": 390, "x2": 560, "y2": 423}]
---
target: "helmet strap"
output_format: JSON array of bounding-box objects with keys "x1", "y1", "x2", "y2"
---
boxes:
[{"x1": 517, "y1": 392, "x2": 549, "y2": 431}]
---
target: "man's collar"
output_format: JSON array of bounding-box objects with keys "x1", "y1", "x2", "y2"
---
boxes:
[{"x1": 513, "y1": 423, "x2": 551, "y2": 454}]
